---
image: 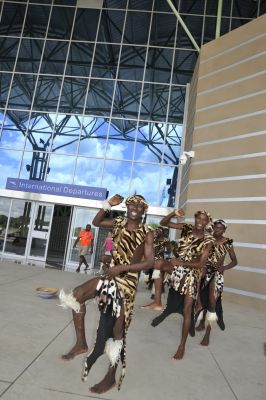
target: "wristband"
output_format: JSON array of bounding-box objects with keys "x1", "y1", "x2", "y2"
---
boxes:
[{"x1": 102, "y1": 200, "x2": 112, "y2": 211}]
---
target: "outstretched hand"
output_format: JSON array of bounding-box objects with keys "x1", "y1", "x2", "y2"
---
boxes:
[
  {"x1": 108, "y1": 194, "x2": 124, "y2": 207},
  {"x1": 174, "y1": 208, "x2": 185, "y2": 218},
  {"x1": 104, "y1": 264, "x2": 124, "y2": 279}
]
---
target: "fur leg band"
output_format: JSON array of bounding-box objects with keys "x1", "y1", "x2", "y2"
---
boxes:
[
  {"x1": 105, "y1": 339, "x2": 123, "y2": 367},
  {"x1": 58, "y1": 289, "x2": 81, "y2": 313},
  {"x1": 207, "y1": 311, "x2": 217, "y2": 323},
  {"x1": 152, "y1": 269, "x2": 161, "y2": 280}
]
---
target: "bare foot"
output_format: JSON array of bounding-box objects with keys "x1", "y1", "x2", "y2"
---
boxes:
[
  {"x1": 196, "y1": 321, "x2": 205, "y2": 331},
  {"x1": 90, "y1": 369, "x2": 116, "y2": 394},
  {"x1": 61, "y1": 344, "x2": 88, "y2": 361},
  {"x1": 200, "y1": 325, "x2": 211, "y2": 346},
  {"x1": 200, "y1": 335, "x2": 210, "y2": 346},
  {"x1": 141, "y1": 303, "x2": 163, "y2": 311},
  {"x1": 172, "y1": 345, "x2": 185, "y2": 360}
]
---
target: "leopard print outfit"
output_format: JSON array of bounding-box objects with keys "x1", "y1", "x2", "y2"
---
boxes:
[
  {"x1": 167, "y1": 224, "x2": 214, "y2": 300},
  {"x1": 95, "y1": 216, "x2": 152, "y2": 388},
  {"x1": 154, "y1": 237, "x2": 170, "y2": 260},
  {"x1": 203, "y1": 238, "x2": 233, "y2": 297}
]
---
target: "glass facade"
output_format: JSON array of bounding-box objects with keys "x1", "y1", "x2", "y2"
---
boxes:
[{"x1": 0, "y1": 0, "x2": 264, "y2": 208}]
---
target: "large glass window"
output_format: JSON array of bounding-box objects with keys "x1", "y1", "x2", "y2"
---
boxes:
[
  {"x1": 78, "y1": 116, "x2": 107, "y2": 158},
  {"x1": 23, "y1": 4, "x2": 51, "y2": 38},
  {"x1": 97, "y1": 10, "x2": 126, "y2": 43},
  {"x1": 0, "y1": 3, "x2": 26, "y2": 37},
  {"x1": 102, "y1": 160, "x2": 132, "y2": 198},
  {"x1": 67, "y1": 207, "x2": 97, "y2": 265},
  {"x1": 4, "y1": 200, "x2": 32, "y2": 256},
  {"x1": 0, "y1": 38, "x2": 20, "y2": 71},
  {"x1": 0, "y1": 0, "x2": 259, "y2": 209},
  {"x1": 8, "y1": 74, "x2": 37, "y2": 110},
  {"x1": 0, "y1": 149, "x2": 23, "y2": 188},
  {"x1": 0, "y1": 197, "x2": 11, "y2": 252}
]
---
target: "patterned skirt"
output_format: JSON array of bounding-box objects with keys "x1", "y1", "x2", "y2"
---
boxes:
[
  {"x1": 166, "y1": 265, "x2": 202, "y2": 300},
  {"x1": 95, "y1": 272, "x2": 138, "y2": 389},
  {"x1": 203, "y1": 267, "x2": 224, "y2": 297}
]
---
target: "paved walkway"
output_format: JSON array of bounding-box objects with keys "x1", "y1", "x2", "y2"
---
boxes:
[{"x1": 0, "y1": 261, "x2": 265, "y2": 400}]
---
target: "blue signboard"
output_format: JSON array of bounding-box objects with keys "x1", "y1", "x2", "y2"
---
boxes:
[{"x1": 6, "y1": 178, "x2": 107, "y2": 201}]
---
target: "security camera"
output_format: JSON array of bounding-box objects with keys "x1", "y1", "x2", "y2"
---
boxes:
[
  {"x1": 179, "y1": 150, "x2": 195, "y2": 165},
  {"x1": 179, "y1": 154, "x2": 187, "y2": 165}
]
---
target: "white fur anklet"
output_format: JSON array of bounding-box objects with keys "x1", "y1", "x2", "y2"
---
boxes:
[
  {"x1": 152, "y1": 269, "x2": 161, "y2": 279},
  {"x1": 197, "y1": 310, "x2": 204, "y2": 322},
  {"x1": 105, "y1": 339, "x2": 123, "y2": 367},
  {"x1": 58, "y1": 289, "x2": 81, "y2": 313},
  {"x1": 207, "y1": 311, "x2": 217, "y2": 324}
]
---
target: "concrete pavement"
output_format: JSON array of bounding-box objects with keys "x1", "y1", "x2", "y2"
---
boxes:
[{"x1": 0, "y1": 260, "x2": 265, "y2": 400}]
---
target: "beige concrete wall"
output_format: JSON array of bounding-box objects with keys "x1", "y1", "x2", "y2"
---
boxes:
[{"x1": 179, "y1": 14, "x2": 266, "y2": 307}]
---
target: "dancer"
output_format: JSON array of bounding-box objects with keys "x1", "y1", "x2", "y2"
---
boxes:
[
  {"x1": 73, "y1": 224, "x2": 94, "y2": 273},
  {"x1": 141, "y1": 227, "x2": 171, "y2": 310},
  {"x1": 151, "y1": 208, "x2": 214, "y2": 360},
  {"x1": 196, "y1": 219, "x2": 237, "y2": 345},
  {"x1": 59, "y1": 194, "x2": 154, "y2": 394}
]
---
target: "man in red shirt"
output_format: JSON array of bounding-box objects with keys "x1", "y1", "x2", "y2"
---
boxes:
[{"x1": 73, "y1": 224, "x2": 94, "y2": 273}]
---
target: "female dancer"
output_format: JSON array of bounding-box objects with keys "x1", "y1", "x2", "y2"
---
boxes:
[
  {"x1": 196, "y1": 219, "x2": 237, "y2": 345},
  {"x1": 151, "y1": 209, "x2": 214, "y2": 360}
]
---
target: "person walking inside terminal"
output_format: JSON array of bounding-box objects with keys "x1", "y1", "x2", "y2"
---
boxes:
[
  {"x1": 73, "y1": 224, "x2": 94, "y2": 273},
  {"x1": 152, "y1": 209, "x2": 214, "y2": 360},
  {"x1": 59, "y1": 194, "x2": 154, "y2": 394}
]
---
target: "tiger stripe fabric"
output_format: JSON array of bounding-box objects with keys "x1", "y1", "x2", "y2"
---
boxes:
[
  {"x1": 96, "y1": 216, "x2": 153, "y2": 389},
  {"x1": 168, "y1": 224, "x2": 215, "y2": 299},
  {"x1": 203, "y1": 238, "x2": 233, "y2": 297}
]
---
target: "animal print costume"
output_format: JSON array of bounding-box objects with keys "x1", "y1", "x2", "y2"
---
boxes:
[
  {"x1": 89, "y1": 216, "x2": 152, "y2": 388},
  {"x1": 167, "y1": 224, "x2": 214, "y2": 299},
  {"x1": 203, "y1": 238, "x2": 233, "y2": 297}
]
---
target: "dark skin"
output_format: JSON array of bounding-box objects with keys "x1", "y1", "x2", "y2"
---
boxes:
[
  {"x1": 160, "y1": 209, "x2": 213, "y2": 359},
  {"x1": 62, "y1": 194, "x2": 154, "y2": 394},
  {"x1": 198, "y1": 222, "x2": 237, "y2": 346},
  {"x1": 142, "y1": 229, "x2": 171, "y2": 310},
  {"x1": 74, "y1": 224, "x2": 94, "y2": 272}
]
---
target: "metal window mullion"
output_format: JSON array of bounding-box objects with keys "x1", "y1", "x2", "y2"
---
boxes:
[
  {"x1": 2, "y1": 198, "x2": 13, "y2": 254},
  {"x1": 43, "y1": 3, "x2": 78, "y2": 183},
  {"x1": 0, "y1": 1, "x2": 30, "y2": 179},
  {"x1": 99, "y1": 0, "x2": 130, "y2": 187},
  {"x1": 201, "y1": 0, "x2": 207, "y2": 45},
  {"x1": 128, "y1": 0, "x2": 155, "y2": 196},
  {"x1": 157, "y1": 0, "x2": 180, "y2": 206},
  {"x1": 72, "y1": 5, "x2": 106, "y2": 187},
  {"x1": 16, "y1": 1, "x2": 53, "y2": 180}
]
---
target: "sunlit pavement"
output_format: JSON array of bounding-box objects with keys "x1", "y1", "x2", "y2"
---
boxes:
[{"x1": 0, "y1": 261, "x2": 265, "y2": 400}]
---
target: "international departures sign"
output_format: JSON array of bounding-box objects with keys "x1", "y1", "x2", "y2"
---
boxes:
[{"x1": 6, "y1": 178, "x2": 107, "y2": 201}]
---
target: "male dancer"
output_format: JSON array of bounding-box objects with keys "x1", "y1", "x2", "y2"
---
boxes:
[{"x1": 59, "y1": 194, "x2": 154, "y2": 394}]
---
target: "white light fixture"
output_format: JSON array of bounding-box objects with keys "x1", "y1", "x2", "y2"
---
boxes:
[{"x1": 179, "y1": 150, "x2": 195, "y2": 165}]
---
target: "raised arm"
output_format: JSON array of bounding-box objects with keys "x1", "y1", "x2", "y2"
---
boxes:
[
  {"x1": 160, "y1": 208, "x2": 185, "y2": 230},
  {"x1": 171, "y1": 242, "x2": 213, "y2": 270},
  {"x1": 92, "y1": 194, "x2": 124, "y2": 228}
]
